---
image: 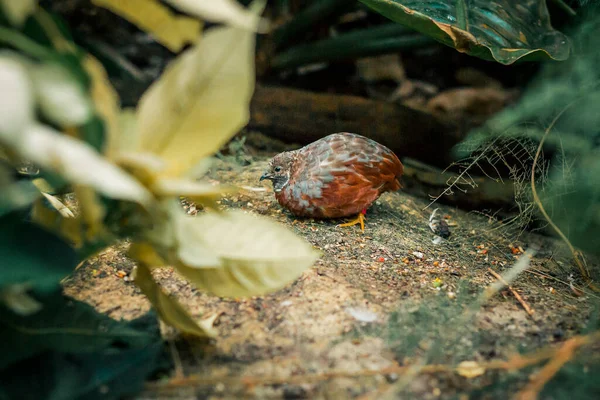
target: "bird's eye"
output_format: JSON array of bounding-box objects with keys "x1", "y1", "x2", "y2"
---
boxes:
[{"x1": 274, "y1": 166, "x2": 282, "y2": 173}]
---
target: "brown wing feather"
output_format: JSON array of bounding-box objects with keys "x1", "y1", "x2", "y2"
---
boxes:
[{"x1": 277, "y1": 133, "x2": 403, "y2": 218}]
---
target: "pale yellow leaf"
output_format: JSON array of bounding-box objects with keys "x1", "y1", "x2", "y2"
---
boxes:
[
  {"x1": 92, "y1": 0, "x2": 201, "y2": 52},
  {"x1": 132, "y1": 257, "x2": 216, "y2": 337},
  {"x1": 128, "y1": 241, "x2": 167, "y2": 268},
  {"x1": 30, "y1": 62, "x2": 92, "y2": 127},
  {"x1": 82, "y1": 55, "x2": 120, "y2": 157},
  {"x1": 456, "y1": 361, "x2": 486, "y2": 378},
  {"x1": 116, "y1": 152, "x2": 166, "y2": 188},
  {"x1": 165, "y1": 0, "x2": 268, "y2": 32},
  {"x1": 112, "y1": 109, "x2": 140, "y2": 156},
  {"x1": 135, "y1": 18, "x2": 257, "y2": 177},
  {"x1": 0, "y1": 52, "x2": 34, "y2": 142},
  {"x1": 19, "y1": 123, "x2": 152, "y2": 205},
  {"x1": 174, "y1": 210, "x2": 319, "y2": 297},
  {"x1": 73, "y1": 186, "x2": 106, "y2": 243},
  {"x1": 0, "y1": 0, "x2": 37, "y2": 27},
  {"x1": 152, "y1": 178, "x2": 231, "y2": 198},
  {"x1": 171, "y1": 204, "x2": 221, "y2": 268}
]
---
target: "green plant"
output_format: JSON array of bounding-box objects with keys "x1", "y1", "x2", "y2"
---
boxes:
[
  {"x1": 0, "y1": 0, "x2": 318, "y2": 397},
  {"x1": 265, "y1": 0, "x2": 575, "y2": 72},
  {"x1": 453, "y1": 4, "x2": 600, "y2": 283}
]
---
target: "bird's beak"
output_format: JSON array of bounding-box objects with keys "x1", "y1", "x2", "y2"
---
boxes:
[{"x1": 259, "y1": 173, "x2": 271, "y2": 182}]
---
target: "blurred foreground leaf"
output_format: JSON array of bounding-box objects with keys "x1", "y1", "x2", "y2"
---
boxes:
[
  {"x1": 132, "y1": 256, "x2": 217, "y2": 338},
  {"x1": 0, "y1": 291, "x2": 168, "y2": 400},
  {"x1": 92, "y1": 0, "x2": 202, "y2": 53},
  {"x1": 359, "y1": 0, "x2": 571, "y2": 64},
  {"x1": 0, "y1": 0, "x2": 37, "y2": 27},
  {"x1": 135, "y1": 7, "x2": 260, "y2": 178},
  {"x1": 174, "y1": 210, "x2": 320, "y2": 298},
  {"x1": 0, "y1": 213, "x2": 77, "y2": 304},
  {"x1": 165, "y1": 0, "x2": 269, "y2": 32}
]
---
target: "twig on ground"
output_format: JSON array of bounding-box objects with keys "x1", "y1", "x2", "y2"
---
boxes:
[
  {"x1": 516, "y1": 335, "x2": 593, "y2": 400},
  {"x1": 487, "y1": 268, "x2": 534, "y2": 316},
  {"x1": 146, "y1": 331, "x2": 600, "y2": 392}
]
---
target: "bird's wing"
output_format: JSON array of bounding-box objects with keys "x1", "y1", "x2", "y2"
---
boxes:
[{"x1": 288, "y1": 133, "x2": 401, "y2": 217}]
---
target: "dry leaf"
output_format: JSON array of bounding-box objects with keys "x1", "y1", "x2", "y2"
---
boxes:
[
  {"x1": 174, "y1": 210, "x2": 319, "y2": 297},
  {"x1": 456, "y1": 361, "x2": 486, "y2": 378},
  {"x1": 165, "y1": 0, "x2": 268, "y2": 32},
  {"x1": 135, "y1": 17, "x2": 257, "y2": 177},
  {"x1": 132, "y1": 257, "x2": 216, "y2": 337},
  {"x1": 92, "y1": 0, "x2": 202, "y2": 52}
]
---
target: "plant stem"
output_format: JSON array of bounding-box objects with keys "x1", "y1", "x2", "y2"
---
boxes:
[
  {"x1": 273, "y1": 0, "x2": 355, "y2": 48},
  {"x1": 272, "y1": 24, "x2": 436, "y2": 70}
]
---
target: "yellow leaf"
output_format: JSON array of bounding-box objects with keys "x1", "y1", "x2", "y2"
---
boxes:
[
  {"x1": 174, "y1": 210, "x2": 319, "y2": 297},
  {"x1": 132, "y1": 252, "x2": 216, "y2": 338},
  {"x1": 30, "y1": 62, "x2": 92, "y2": 127},
  {"x1": 112, "y1": 109, "x2": 141, "y2": 156},
  {"x1": 0, "y1": 52, "x2": 34, "y2": 142},
  {"x1": 18, "y1": 123, "x2": 152, "y2": 205},
  {"x1": 152, "y1": 178, "x2": 233, "y2": 199},
  {"x1": 135, "y1": 15, "x2": 258, "y2": 177},
  {"x1": 82, "y1": 55, "x2": 120, "y2": 157},
  {"x1": 0, "y1": 0, "x2": 37, "y2": 27},
  {"x1": 165, "y1": 0, "x2": 269, "y2": 32},
  {"x1": 31, "y1": 198, "x2": 82, "y2": 246},
  {"x1": 92, "y1": 0, "x2": 201, "y2": 53},
  {"x1": 456, "y1": 361, "x2": 486, "y2": 378}
]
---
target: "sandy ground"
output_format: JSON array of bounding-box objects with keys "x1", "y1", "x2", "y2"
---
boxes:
[{"x1": 63, "y1": 139, "x2": 599, "y2": 399}]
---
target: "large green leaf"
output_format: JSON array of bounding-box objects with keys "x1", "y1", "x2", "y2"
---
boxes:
[
  {"x1": 0, "y1": 290, "x2": 155, "y2": 369},
  {"x1": 0, "y1": 291, "x2": 169, "y2": 400},
  {"x1": 454, "y1": 11, "x2": 600, "y2": 255},
  {"x1": 359, "y1": 0, "x2": 571, "y2": 64},
  {"x1": 0, "y1": 213, "x2": 77, "y2": 291}
]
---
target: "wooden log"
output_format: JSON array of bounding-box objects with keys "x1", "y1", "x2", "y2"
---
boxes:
[{"x1": 249, "y1": 85, "x2": 464, "y2": 168}]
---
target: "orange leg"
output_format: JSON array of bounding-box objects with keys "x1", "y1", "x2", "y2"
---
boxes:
[{"x1": 338, "y1": 209, "x2": 367, "y2": 233}]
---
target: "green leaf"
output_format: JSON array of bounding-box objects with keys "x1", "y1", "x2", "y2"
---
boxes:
[
  {"x1": 541, "y1": 151, "x2": 600, "y2": 256},
  {"x1": 0, "y1": 178, "x2": 41, "y2": 218},
  {"x1": 0, "y1": 291, "x2": 169, "y2": 400},
  {"x1": 0, "y1": 213, "x2": 77, "y2": 292},
  {"x1": 0, "y1": 290, "x2": 157, "y2": 369},
  {"x1": 359, "y1": 0, "x2": 571, "y2": 64},
  {"x1": 174, "y1": 210, "x2": 320, "y2": 298}
]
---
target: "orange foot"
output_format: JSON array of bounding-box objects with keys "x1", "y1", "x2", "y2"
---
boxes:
[{"x1": 338, "y1": 209, "x2": 367, "y2": 233}]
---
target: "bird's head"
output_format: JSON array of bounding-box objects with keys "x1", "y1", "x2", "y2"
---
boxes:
[{"x1": 260, "y1": 151, "x2": 295, "y2": 192}]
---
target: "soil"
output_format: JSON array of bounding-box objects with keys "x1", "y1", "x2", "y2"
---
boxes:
[{"x1": 63, "y1": 133, "x2": 599, "y2": 400}]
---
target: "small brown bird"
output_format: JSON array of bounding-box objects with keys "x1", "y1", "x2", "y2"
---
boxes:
[{"x1": 260, "y1": 132, "x2": 403, "y2": 232}]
